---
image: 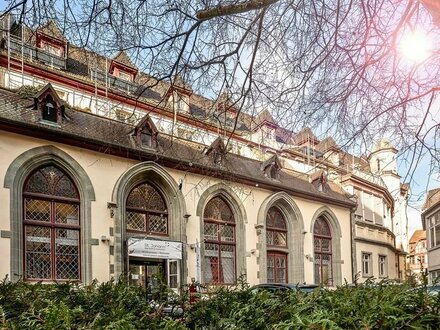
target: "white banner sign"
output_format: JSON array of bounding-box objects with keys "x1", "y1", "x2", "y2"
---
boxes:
[{"x1": 127, "y1": 238, "x2": 182, "y2": 260}]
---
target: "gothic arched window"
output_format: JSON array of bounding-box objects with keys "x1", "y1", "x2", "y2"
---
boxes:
[
  {"x1": 203, "y1": 196, "x2": 236, "y2": 284},
  {"x1": 266, "y1": 207, "x2": 288, "y2": 283},
  {"x1": 126, "y1": 183, "x2": 168, "y2": 235},
  {"x1": 314, "y1": 217, "x2": 333, "y2": 286},
  {"x1": 23, "y1": 165, "x2": 80, "y2": 281}
]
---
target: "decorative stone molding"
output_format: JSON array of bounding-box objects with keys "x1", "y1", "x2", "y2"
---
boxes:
[{"x1": 4, "y1": 145, "x2": 95, "y2": 283}]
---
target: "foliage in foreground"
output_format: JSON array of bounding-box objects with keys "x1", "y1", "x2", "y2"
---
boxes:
[
  {"x1": 0, "y1": 276, "x2": 185, "y2": 330},
  {"x1": 1, "y1": 276, "x2": 440, "y2": 329}
]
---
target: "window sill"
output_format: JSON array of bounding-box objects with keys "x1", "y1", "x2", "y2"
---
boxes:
[{"x1": 39, "y1": 119, "x2": 61, "y2": 128}]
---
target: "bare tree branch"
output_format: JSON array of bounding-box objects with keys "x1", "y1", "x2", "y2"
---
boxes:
[{"x1": 196, "y1": 0, "x2": 279, "y2": 21}]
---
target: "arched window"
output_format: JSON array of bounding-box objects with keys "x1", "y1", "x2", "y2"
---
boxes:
[
  {"x1": 203, "y1": 196, "x2": 236, "y2": 284},
  {"x1": 266, "y1": 207, "x2": 287, "y2": 247},
  {"x1": 23, "y1": 165, "x2": 80, "y2": 281},
  {"x1": 314, "y1": 217, "x2": 333, "y2": 285},
  {"x1": 266, "y1": 207, "x2": 288, "y2": 283},
  {"x1": 126, "y1": 183, "x2": 168, "y2": 235}
]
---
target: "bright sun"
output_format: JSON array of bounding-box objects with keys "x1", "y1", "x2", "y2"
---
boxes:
[{"x1": 399, "y1": 30, "x2": 432, "y2": 63}]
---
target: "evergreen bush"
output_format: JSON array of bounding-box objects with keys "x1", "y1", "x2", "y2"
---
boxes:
[{"x1": 1, "y1": 275, "x2": 440, "y2": 329}]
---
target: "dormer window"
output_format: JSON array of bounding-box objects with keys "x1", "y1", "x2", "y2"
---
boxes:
[
  {"x1": 169, "y1": 92, "x2": 189, "y2": 113},
  {"x1": 167, "y1": 75, "x2": 192, "y2": 114},
  {"x1": 133, "y1": 114, "x2": 158, "y2": 149},
  {"x1": 34, "y1": 83, "x2": 64, "y2": 125},
  {"x1": 109, "y1": 50, "x2": 138, "y2": 83},
  {"x1": 262, "y1": 155, "x2": 281, "y2": 180},
  {"x1": 265, "y1": 162, "x2": 280, "y2": 180},
  {"x1": 269, "y1": 164, "x2": 278, "y2": 179},
  {"x1": 205, "y1": 137, "x2": 227, "y2": 165},
  {"x1": 118, "y1": 70, "x2": 132, "y2": 82},
  {"x1": 42, "y1": 96, "x2": 57, "y2": 122},
  {"x1": 176, "y1": 94, "x2": 187, "y2": 112},
  {"x1": 35, "y1": 20, "x2": 68, "y2": 68},
  {"x1": 140, "y1": 129, "x2": 153, "y2": 147},
  {"x1": 264, "y1": 127, "x2": 275, "y2": 140},
  {"x1": 42, "y1": 42, "x2": 63, "y2": 56}
]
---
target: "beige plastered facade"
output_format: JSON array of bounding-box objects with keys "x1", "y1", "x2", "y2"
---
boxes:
[{"x1": 0, "y1": 130, "x2": 353, "y2": 286}]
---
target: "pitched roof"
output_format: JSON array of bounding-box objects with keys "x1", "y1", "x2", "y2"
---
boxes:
[
  {"x1": 409, "y1": 230, "x2": 426, "y2": 244},
  {"x1": 173, "y1": 74, "x2": 192, "y2": 92},
  {"x1": 256, "y1": 109, "x2": 276, "y2": 127},
  {"x1": 261, "y1": 154, "x2": 282, "y2": 171},
  {"x1": 0, "y1": 88, "x2": 355, "y2": 208},
  {"x1": 292, "y1": 127, "x2": 319, "y2": 145},
  {"x1": 37, "y1": 19, "x2": 67, "y2": 41},
  {"x1": 112, "y1": 50, "x2": 137, "y2": 69},
  {"x1": 315, "y1": 137, "x2": 340, "y2": 153},
  {"x1": 424, "y1": 188, "x2": 440, "y2": 211},
  {"x1": 34, "y1": 83, "x2": 64, "y2": 107}
]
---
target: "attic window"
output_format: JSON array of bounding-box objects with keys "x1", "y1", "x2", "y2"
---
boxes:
[
  {"x1": 140, "y1": 129, "x2": 155, "y2": 148},
  {"x1": 170, "y1": 92, "x2": 189, "y2": 113},
  {"x1": 269, "y1": 164, "x2": 279, "y2": 179},
  {"x1": 265, "y1": 162, "x2": 280, "y2": 180},
  {"x1": 205, "y1": 137, "x2": 227, "y2": 165},
  {"x1": 264, "y1": 128, "x2": 275, "y2": 140},
  {"x1": 134, "y1": 114, "x2": 158, "y2": 149},
  {"x1": 116, "y1": 70, "x2": 132, "y2": 82},
  {"x1": 262, "y1": 155, "x2": 281, "y2": 180},
  {"x1": 42, "y1": 96, "x2": 57, "y2": 122}
]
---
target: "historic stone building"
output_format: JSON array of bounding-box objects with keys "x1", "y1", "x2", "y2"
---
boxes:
[
  {"x1": 0, "y1": 16, "x2": 409, "y2": 289},
  {"x1": 407, "y1": 229, "x2": 428, "y2": 281},
  {"x1": 422, "y1": 188, "x2": 440, "y2": 283}
]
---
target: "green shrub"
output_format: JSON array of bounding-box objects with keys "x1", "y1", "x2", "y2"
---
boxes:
[{"x1": 1, "y1": 276, "x2": 440, "y2": 329}]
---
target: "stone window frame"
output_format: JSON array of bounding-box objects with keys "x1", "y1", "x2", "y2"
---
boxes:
[
  {"x1": 133, "y1": 115, "x2": 158, "y2": 149},
  {"x1": 362, "y1": 252, "x2": 373, "y2": 277},
  {"x1": 203, "y1": 196, "x2": 237, "y2": 285},
  {"x1": 196, "y1": 183, "x2": 247, "y2": 285},
  {"x1": 3, "y1": 146, "x2": 95, "y2": 283},
  {"x1": 428, "y1": 212, "x2": 440, "y2": 248},
  {"x1": 378, "y1": 254, "x2": 387, "y2": 278},
  {"x1": 310, "y1": 207, "x2": 343, "y2": 286},
  {"x1": 257, "y1": 192, "x2": 305, "y2": 284},
  {"x1": 313, "y1": 216, "x2": 333, "y2": 286},
  {"x1": 111, "y1": 162, "x2": 187, "y2": 279}
]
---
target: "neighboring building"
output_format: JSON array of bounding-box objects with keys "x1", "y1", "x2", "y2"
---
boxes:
[
  {"x1": 422, "y1": 188, "x2": 440, "y2": 283},
  {"x1": 407, "y1": 230, "x2": 428, "y2": 281},
  {"x1": 0, "y1": 15, "x2": 409, "y2": 289}
]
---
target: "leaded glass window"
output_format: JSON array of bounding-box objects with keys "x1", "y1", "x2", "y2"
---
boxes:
[
  {"x1": 267, "y1": 253, "x2": 287, "y2": 284},
  {"x1": 23, "y1": 165, "x2": 80, "y2": 281},
  {"x1": 266, "y1": 207, "x2": 288, "y2": 283},
  {"x1": 266, "y1": 207, "x2": 287, "y2": 247},
  {"x1": 203, "y1": 197, "x2": 236, "y2": 284},
  {"x1": 314, "y1": 217, "x2": 333, "y2": 286},
  {"x1": 126, "y1": 183, "x2": 168, "y2": 235}
]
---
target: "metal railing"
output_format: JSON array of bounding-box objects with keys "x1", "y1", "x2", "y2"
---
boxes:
[
  {"x1": 7, "y1": 36, "x2": 66, "y2": 69},
  {"x1": 90, "y1": 68, "x2": 138, "y2": 94}
]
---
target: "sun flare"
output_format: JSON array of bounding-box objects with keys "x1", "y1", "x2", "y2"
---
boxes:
[{"x1": 399, "y1": 30, "x2": 432, "y2": 62}]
